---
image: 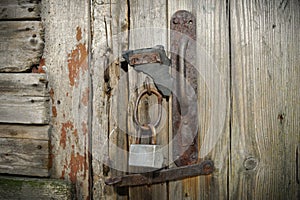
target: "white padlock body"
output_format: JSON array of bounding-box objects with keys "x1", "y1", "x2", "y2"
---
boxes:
[{"x1": 129, "y1": 144, "x2": 164, "y2": 169}]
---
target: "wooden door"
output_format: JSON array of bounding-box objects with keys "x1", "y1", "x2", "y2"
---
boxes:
[
  {"x1": 90, "y1": 0, "x2": 299, "y2": 199},
  {"x1": 42, "y1": 0, "x2": 299, "y2": 199}
]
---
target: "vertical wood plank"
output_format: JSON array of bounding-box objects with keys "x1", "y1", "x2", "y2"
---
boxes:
[
  {"x1": 168, "y1": 0, "x2": 230, "y2": 199},
  {"x1": 91, "y1": 0, "x2": 129, "y2": 199},
  {"x1": 230, "y1": 0, "x2": 300, "y2": 199},
  {"x1": 41, "y1": 0, "x2": 90, "y2": 199},
  {"x1": 128, "y1": 0, "x2": 168, "y2": 199}
]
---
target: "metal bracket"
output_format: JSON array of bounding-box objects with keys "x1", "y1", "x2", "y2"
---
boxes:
[
  {"x1": 122, "y1": 45, "x2": 172, "y2": 97},
  {"x1": 105, "y1": 160, "x2": 213, "y2": 187}
]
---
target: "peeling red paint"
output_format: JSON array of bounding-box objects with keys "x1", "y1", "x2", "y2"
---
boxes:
[
  {"x1": 76, "y1": 27, "x2": 82, "y2": 41},
  {"x1": 60, "y1": 121, "x2": 74, "y2": 149},
  {"x1": 49, "y1": 89, "x2": 57, "y2": 117},
  {"x1": 32, "y1": 58, "x2": 46, "y2": 73},
  {"x1": 52, "y1": 106, "x2": 57, "y2": 117},
  {"x1": 81, "y1": 87, "x2": 89, "y2": 106},
  {"x1": 49, "y1": 88, "x2": 54, "y2": 103},
  {"x1": 68, "y1": 43, "x2": 88, "y2": 87},
  {"x1": 68, "y1": 27, "x2": 88, "y2": 87},
  {"x1": 60, "y1": 164, "x2": 67, "y2": 179},
  {"x1": 81, "y1": 121, "x2": 88, "y2": 135},
  {"x1": 68, "y1": 151, "x2": 88, "y2": 183}
]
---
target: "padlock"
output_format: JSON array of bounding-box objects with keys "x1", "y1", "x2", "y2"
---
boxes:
[{"x1": 128, "y1": 124, "x2": 164, "y2": 169}]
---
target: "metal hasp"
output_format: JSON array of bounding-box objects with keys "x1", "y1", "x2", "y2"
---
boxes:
[
  {"x1": 171, "y1": 10, "x2": 198, "y2": 166},
  {"x1": 122, "y1": 45, "x2": 172, "y2": 97},
  {"x1": 105, "y1": 160, "x2": 213, "y2": 187}
]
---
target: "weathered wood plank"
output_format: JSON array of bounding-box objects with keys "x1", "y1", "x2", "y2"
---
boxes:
[
  {"x1": 0, "y1": 73, "x2": 48, "y2": 96},
  {"x1": 0, "y1": 74, "x2": 49, "y2": 124},
  {"x1": 0, "y1": 21, "x2": 44, "y2": 72},
  {"x1": 230, "y1": 0, "x2": 300, "y2": 199},
  {"x1": 41, "y1": 0, "x2": 90, "y2": 199},
  {"x1": 0, "y1": 128, "x2": 49, "y2": 177},
  {"x1": 0, "y1": 124, "x2": 49, "y2": 140},
  {"x1": 128, "y1": 0, "x2": 168, "y2": 199},
  {"x1": 0, "y1": 124, "x2": 49, "y2": 177},
  {"x1": 168, "y1": 1, "x2": 230, "y2": 199},
  {"x1": 91, "y1": 0, "x2": 129, "y2": 199},
  {"x1": 0, "y1": 176, "x2": 73, "y2": 200},
  {"x1": 0, "y1": 0, "x2": 41, "y2": 20}
]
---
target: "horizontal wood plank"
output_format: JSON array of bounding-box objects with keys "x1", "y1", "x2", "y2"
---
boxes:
[
  {"x1": 0, "y1": 137, "x2": 49, "y2": 177},
  {"x1": 0, "y1": 0, "x2": 41, "y2": 20},
  {"x1": 0, "y1": 73, "x2": 48, "y2": 96},
  {"x1": 0, "y1": 176, "x2": 73, "y2": 200},
  {"x1": 0, "y1": 21, "x2": 44, "y2": 72},
  {"x1": 0, "y1": 124, "x2": 49, "y2": 140},
  {"x1": 0, "y1": 74, "x2": 50, "y2": 124}
]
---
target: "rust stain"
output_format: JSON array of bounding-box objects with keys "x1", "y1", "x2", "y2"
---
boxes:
[
  {"x1": 69, "y1": 151, "x2": 88, "y2": 183},
  {"x1": 60, "y1": 121, "x2": 74, "y2": 149},
  {"x1": 81, "y1": 87, "x2": 89, "y2": 106},
  {"x1": 76, "y1": 26, "x2": 82, "y2": 42},
  {"x1": 82, "y1": 121, "x2": 88, "y2": 135}
]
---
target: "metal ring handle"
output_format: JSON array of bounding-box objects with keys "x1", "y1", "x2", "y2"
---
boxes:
[{"x1": 133, "y1": 88, "x2": 162, "y2": 131}]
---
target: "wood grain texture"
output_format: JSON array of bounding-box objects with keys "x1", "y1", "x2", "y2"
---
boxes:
[
  {"x1": 90, "y1": 0, "x2": 129, "y2": 199},
  {"x1": 0, "y1": 74, "x2": 50, "y2": 124},
  {"x1": 0, "y1": 21, "x2": 44, "y2": 72},
  {"x1": 0, "y1": 124, "x2": 49, "y2": 140},
  {"x1": 168, "y1": 1, "x2": 230, "y2": 199},
  {"x1": 0, "y1": 0, "x2": 41, "y2": 20},
  {"x1": 41, "y1": 0, "x2": 90, "y2": 199},
  {"x1": 0, "y1": 176, "x2": 73, "y2": 200},
  {"x1": 230, "y1": 0, "x2": 300, "y2": 199},
  {"x1": 0, "y1": 125, "x2": 50, "y2": 177},
  {"x1": 128, "y1": 0, "x2": 168, "y2": 199}
]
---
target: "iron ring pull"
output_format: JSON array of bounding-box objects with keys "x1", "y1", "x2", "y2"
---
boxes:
[{"x1": 133, "y1": 88, "x2": 163, "y2": 131}]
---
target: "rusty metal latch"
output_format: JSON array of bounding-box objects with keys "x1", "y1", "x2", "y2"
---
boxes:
[
  {"x1": 105, "y1": 10, "x2": 213, "y2": 187},
  {"x1": 105, "y1": 160, "x2": 214, "y2": 187}
]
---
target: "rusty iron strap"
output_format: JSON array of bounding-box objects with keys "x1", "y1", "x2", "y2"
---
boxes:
[
  {"x1": 171, "y1": 10, "x2": 199, "y2": 166},
  {"x1": 105, "y1": 160, "x2": 213, "y2": 187}
]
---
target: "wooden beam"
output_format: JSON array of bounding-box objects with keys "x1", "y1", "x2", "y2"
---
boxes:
[
  {"x1": 0, "y1": 74, "x2": 50, "y2": 124},
  {"x1": 0, "y1": 21, "x2": 44, "y2": 72},
  {"x1": 230, "y1": 0, "x2": 300, "y2": 199},
  {"x1": 0, "y1": 0, "x2": 41, "y2": 20},
  {"x1": 0, "y1": 125, "x2": 50, "y2": 177},
  {"x1": 42, "y1": 0, "x2": 90, "y2": 198},
  {"x1": 0, "y1": 176, "x2": 73, "y2": 200}
]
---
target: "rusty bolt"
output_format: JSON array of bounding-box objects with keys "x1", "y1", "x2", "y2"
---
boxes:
[
  {"x1": 203, "y1": 163, "x2": 212, "y2": 173},
  {"x1": 173, "y1": 18, "x2": 179, "y2": 24}
]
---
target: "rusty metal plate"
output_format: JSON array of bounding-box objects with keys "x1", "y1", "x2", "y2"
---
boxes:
[
  {"x1": 171, "y1": 10, "x2": 198, "y2": 166},
  {"x1": 128, "y1": 52, "x2": 161, "y2": 65}
]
